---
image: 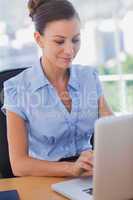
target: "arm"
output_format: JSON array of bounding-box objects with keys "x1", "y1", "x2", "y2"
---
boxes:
[
  {"x1": 6, "y1": 110, "x2": 73, "y2": 177},
  {"x1": 6, "y1": 111, "x2": 92, "y2": 177},
  {"x1": 98, "y1": 96, "x2": 113, "y2": 117}
]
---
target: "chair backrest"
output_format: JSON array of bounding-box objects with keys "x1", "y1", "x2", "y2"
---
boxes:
[
  {"x1": 90, "y1": 133, "x2": 94, "y2": 150},
  {"x1": 0, "y1": 68, "x2": 28, "y2": 178}
]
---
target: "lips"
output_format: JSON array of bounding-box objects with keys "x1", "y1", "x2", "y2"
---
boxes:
[{"x1": 61, "y1": 57, "x2": 72, "y2": 62}]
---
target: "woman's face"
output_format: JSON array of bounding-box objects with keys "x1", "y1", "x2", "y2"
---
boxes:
[{"x1": 35, "y1": 17, "x2": 81, "y2": 69}]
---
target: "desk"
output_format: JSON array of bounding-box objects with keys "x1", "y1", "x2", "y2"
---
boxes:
[{"x1": 0, "y1": 177, "x2": 69, "y2": 200}]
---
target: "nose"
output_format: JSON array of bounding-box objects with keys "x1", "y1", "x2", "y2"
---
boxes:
[{"x1": 64, "y1": 42, "x2": 74, "y2": 56}]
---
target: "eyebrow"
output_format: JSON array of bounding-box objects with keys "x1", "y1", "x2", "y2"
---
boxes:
[{"x1": 53, "y1": 33, "x2": 80, "y2": 39}]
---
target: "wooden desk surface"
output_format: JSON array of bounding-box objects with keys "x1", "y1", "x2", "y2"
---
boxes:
[{"x1": 0, "y1": 176, "x2": 69, "y2": 200}]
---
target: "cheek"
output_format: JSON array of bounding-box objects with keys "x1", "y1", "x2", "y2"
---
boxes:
[
  {"x1": 74, "y1": 43, "x2": 80, "y2": 54},
  {"x1": 43, "y1": 46, "x2": 56, "y2": 57}
]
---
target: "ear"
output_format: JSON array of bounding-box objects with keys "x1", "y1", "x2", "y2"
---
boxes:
[{"x1": 34, "y1": 32, "x2": 45, "y2": 48}]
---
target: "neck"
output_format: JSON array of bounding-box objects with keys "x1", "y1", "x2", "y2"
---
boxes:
[{"x1": 41, "y1": 57, "x2": 69, "y2": 85}]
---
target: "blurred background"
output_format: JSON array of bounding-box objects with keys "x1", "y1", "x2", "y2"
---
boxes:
[{"x1": 0, "y1": 0, "x2": 133, "y2": 114}]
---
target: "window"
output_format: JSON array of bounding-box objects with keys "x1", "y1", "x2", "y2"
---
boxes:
[{"x1": 0, "y1": 1, "x2": 38, "y2": 71}]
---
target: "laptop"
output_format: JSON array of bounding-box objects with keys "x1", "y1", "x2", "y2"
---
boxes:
[{"x1": 51, "y1": 114, "x2": 133, "y2": 200}]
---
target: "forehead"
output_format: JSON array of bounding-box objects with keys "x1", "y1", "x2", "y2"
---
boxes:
[{"x1": 44, "y1": 18, "x2": 81, "y2": 37}]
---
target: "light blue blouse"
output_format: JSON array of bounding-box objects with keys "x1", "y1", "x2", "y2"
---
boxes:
[{"x1": 2, "y1": 60, "x2": 103, "y2": 161}]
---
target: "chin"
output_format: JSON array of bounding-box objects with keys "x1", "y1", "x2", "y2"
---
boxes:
[
  {"x1": 61, "y1": 64, "x2": 71, "y2": 69},
  {"x1": 55, "y1": 64, "x2": 69, "y2": 70},
  {"x1": 60, "y1": 61, "x2": 72, "y2": 69}
]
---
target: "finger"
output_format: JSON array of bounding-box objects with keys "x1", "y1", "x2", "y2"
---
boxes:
[
  {"x1": 81, "y1": 157, "x2": 93, "y2": 166},
  {"x1": 81, "y1": 170, "x2": 93, "y2": 177},
  {"x1": 79, "y1": 162, "x2": 93, "y2": 171},
  {"x1": 81, "y1": 168, "x2": 93, "y2": 176},
  {"x1": 79, "y1": 156, "x2": 93, "y2": 166}
]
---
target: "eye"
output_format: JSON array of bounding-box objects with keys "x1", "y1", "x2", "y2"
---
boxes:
[
  {"x1": 54, "y1": 40, "x2": 64, "y2": 45},
  {"x1": 72, "y1": 38, "x2": 80, "y2": 44}
]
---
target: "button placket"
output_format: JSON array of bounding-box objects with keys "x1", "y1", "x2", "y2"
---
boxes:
[
  {"x1": 50, "y1": 84, "x2": 80, "y2": 157},
  {"x1": 70, "y1": 94, "x2": 80, "y2": 155}
]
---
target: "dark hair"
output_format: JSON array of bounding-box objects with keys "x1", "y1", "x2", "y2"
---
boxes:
[{"x1": 28, "y1": 0, "x2": 80, "y2": 35}]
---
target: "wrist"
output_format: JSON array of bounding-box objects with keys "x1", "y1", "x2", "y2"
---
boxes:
[{"x1": 63, "y1": 162, "x2": 75, "y2": 177}]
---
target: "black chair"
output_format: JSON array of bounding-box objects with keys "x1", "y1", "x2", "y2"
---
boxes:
[
  {"x1": 0, "y1": 68, "x2": 27, "y2": 178},
  {"x1": 90, "y1": 133, "x2": 94, "y2": 150}
]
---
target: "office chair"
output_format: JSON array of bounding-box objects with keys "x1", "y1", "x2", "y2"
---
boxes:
[
  {"x1": 90, "y1": 133, "x2": 94, "y2": 150},
  {"x1": 0, "y1": 67, "x2": 27, "y2": 178}
]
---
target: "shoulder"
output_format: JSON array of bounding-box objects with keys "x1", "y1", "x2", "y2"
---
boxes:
[{"x1": 4, "y1": 67, "x2": 33, "y2": 90}]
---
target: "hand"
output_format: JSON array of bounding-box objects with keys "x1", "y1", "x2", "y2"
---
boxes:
[{"x1": 71, "y1": 150, "x2": 93, "y2": 177}]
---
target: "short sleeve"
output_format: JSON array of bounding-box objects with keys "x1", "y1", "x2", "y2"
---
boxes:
[
  {"x1": 1, "y1": 80, "x2": 27, "y2": 120},
  {"x1": 93, "y1": 68, "x2": 103, "y2": 98}
]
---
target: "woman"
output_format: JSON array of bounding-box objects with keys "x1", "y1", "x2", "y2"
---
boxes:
[{"x1": 2, "y1": 0, "x2": 112, "y2": 177}]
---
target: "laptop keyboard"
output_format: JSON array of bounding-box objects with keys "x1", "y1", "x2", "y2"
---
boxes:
[{"x1": 82, "y1": 187, "x2": 93, "y2": 195}]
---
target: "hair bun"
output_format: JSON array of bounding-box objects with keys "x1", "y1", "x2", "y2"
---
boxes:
[{"x1": 28, "y1": 0, "x2": 48, "y2": 19}]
